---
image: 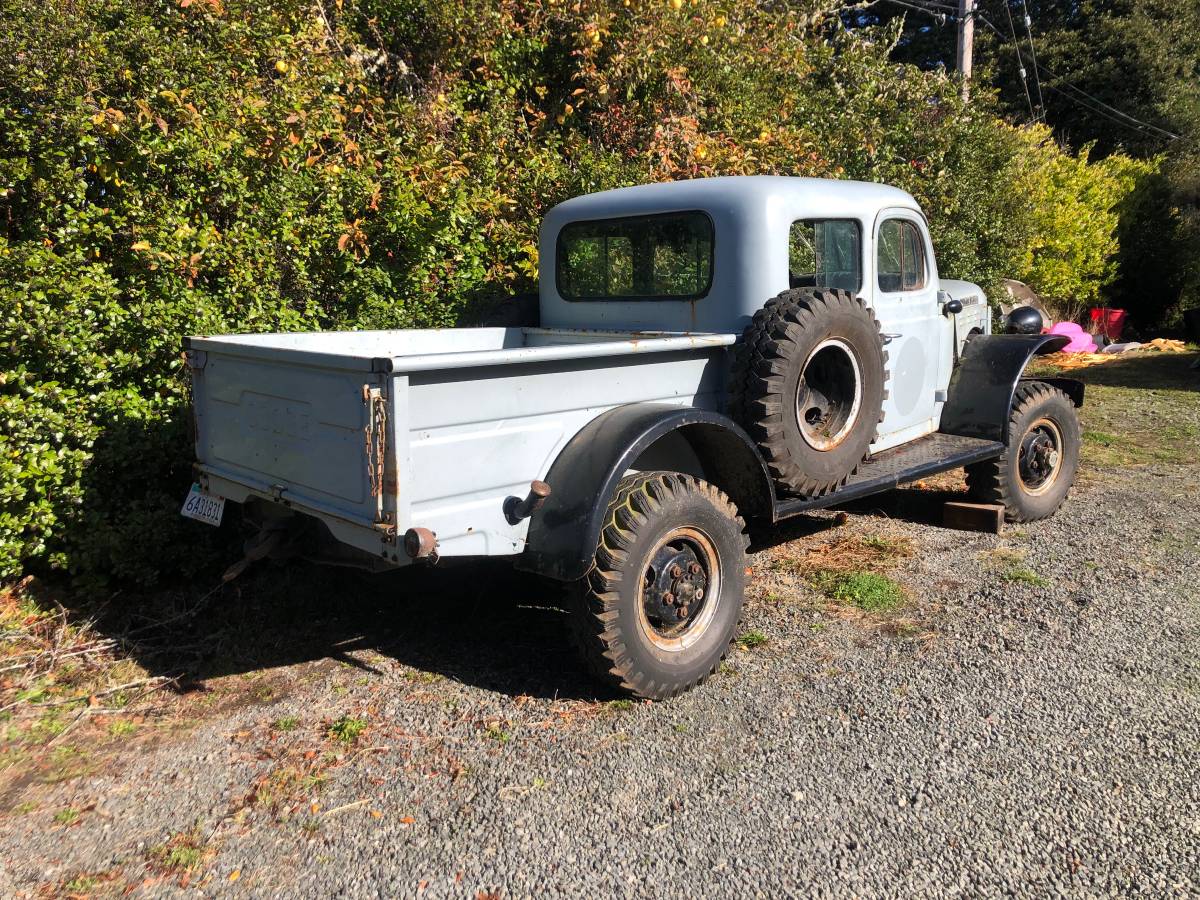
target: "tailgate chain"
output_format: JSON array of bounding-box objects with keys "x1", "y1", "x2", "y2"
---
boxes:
[{"x1": 362, "y1": 385, "x2": 387, "y2": 523}]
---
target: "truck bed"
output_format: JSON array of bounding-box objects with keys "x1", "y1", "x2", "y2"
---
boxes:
[{"x1": 185, "y1": 327, "x2": 737, "y2": 564}]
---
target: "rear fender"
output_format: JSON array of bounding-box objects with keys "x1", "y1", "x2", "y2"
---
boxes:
[
  {"x1": 940, "y1": 333, "x2": 1079, "y2": 442},
  {"x1": 516, "y1": 404, "x2": 772, "y2": 582}
]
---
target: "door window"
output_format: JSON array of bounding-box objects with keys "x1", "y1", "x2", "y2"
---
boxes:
[{"x1": 877, "y1": 219, "x2": 927, "y2": 293}]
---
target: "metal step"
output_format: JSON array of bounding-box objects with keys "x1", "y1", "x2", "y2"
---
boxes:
[{"x1": 773, "y1": 432, "x2": 1003, "y2": 520}]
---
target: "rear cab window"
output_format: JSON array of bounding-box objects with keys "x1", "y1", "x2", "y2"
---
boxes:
[
  {"x1": 789, "y1": 219, "x2": 862, "y2": 292},
  {"x1": 876, "y1": 218, "x2": 927, "y2": 292},
  {"x1": 556, "y1": 211, "x2": 714, "y2": 301}
]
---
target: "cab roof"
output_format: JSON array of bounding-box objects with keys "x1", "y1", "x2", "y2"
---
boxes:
[{"x1": 545, "y1": 175, "x2": 919, "y2": 223}]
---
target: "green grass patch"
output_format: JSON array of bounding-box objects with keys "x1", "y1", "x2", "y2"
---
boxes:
[
  {"x1": 986, "y1": 548, "x2": 1049, "y2": 587},
  {"x1": 327, "y1": 715, "x2": 367, "y2": 745},
  {"x1": 737, "y1": 629, "x2": 768, "y2": 649},
  {"x1": 273, "y1": 716, "x2": 300, "y2": 732},
  {"x1": 53, "y1": 807, "x2": 80, "y2": 825},
  {"x1": 483, "y1": 723, "x2": 511, "y2": 743},
  {"x1": 149, "y1": 828, "x2": 209, "y2": 873},
  {"x1": 811, "y1": 570, "x2": 906, "y2": 612}
]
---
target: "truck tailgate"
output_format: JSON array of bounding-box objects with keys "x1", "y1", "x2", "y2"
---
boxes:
[{"x1": 190, "y1": 348, "x2": 381, "y2": 526}]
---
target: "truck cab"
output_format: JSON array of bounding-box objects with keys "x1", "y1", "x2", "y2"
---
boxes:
[{"x1": 538, "y1": 176, "x2": 989, "y2": 452}]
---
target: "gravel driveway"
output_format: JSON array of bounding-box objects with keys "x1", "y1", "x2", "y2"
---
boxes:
[{"x1": 2, "y1": 357, "x2": 1198, "y2": 898}]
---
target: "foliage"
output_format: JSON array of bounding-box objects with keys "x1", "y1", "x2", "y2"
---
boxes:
[
  {"x1": 858, "y1": 1, "x2": 1200, "y2": 324},
  {"x1": 1007, "y1": 125, "x2": 1154, "y2": 320},
  {"x1": 0, "y1": 0, "x2": 1070, "y2": 585},
  {"x1": 811, "y1": 569, "x2": 905, "y2": 612}
]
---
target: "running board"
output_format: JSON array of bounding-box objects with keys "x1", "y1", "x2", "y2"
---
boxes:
[{"x1": 773, "y1": 432, "x2": 1003, "y2": 521}]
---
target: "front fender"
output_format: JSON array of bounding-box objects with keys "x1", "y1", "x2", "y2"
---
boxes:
[
  {"x1": 940, "y1": 333, "x2": 1073, "y2": 442},
  {"x1": 516, "y1": 404, "x2": 772, "y2": 582}
]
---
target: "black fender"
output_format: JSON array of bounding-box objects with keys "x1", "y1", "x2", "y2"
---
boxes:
[
  {"x1": 516, "y1": 404, "x2": 773, "y2": 582},
  {"x1": 940, "y1": 333, "x2": 1081, "y2": 442}
]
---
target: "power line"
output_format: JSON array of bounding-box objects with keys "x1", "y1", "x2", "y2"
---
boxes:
[
  {"x1": 971, "y1": 11, "x2": 1182, "y2": 143},
  {"x1": 1001, "y1": 0, "x2": 1036, "y2": 119},
  {"x1": 867, "y1": 1, "x2": 1183, "y2": 144},
  {"x1": 1017, "y1": 2, "x2": 1046, "y2": 119}
]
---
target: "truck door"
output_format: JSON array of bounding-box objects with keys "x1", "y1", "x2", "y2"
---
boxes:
[{"x1": 870, "y1": 209, "x2": 941, "y2": 449}]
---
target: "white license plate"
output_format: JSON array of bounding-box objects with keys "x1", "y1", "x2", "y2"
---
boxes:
[{"x1": 180, "y1": 483, "x2": 226, "y2": 527}]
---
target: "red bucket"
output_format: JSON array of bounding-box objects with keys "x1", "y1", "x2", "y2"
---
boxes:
[{"x1": 1089, "y1": 307, "x2": 1127, "y2": 341}]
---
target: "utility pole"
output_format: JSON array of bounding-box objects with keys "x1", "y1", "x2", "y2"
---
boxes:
[{"x1": 957, "y1": 0, "x2": 976, "y2": 101}]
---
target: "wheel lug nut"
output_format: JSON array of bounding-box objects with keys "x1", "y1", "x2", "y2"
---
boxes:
[
  {"x1": 677, "y1": 606, "x2": 689, "y2": 619},
  {"x1": 670, "y1": 565, "x2": 683, "y2": 578},
  {"x1": 662, "y1": 591, "x2": 674, "y2": 605},
  {"x1": 694, "y1": 589, "x2": 703, "y2": 600},
  {"x1": 689, "y1": 562, "x2": 701, "y2": 575}
]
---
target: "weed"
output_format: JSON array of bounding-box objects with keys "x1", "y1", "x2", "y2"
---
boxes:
[
  {"x1": 484, "y1": 723, "x2": 511, "y2": 743},
  {"x1": 985, "y1": 548, "x2": 1049, "y2": 587},
  {"x1": 108, "y1": 719, "x2": 136, "y2": 738},
  {"x1": 149, "y1": 826, "x2": 209, "y2": 873},
  {"x1": 672, "y1": 723, "x2": 689, "y2": 733},
  {"x1": 14, "y1": 801, "x2": 37, "y2": 815},
  {"x1": 301, "y1": 772, "x2": 328, "y2": 792},
  {"x1": 532, "y1": 777, "x2": 546, "y2": 789},
  {"x1": 327, "y1": 715, "x2": 367, "y2": 745},
  {"x1": 300, "y1": 817, "x2": 321, "y2": 836},
  {"x1": 738, "y1": 629, "x2": 768, "y2": 649},
  {"x1": 1002, "y1": 567, "x2": 1049, "y2": 587},
  {"x1": 273, "y1": 716, "x2": 300, "y2": 732},
  {"x1": 605, "y1": 699, "x2": 635, "y2": 712},
  {"x1": 812, "y1": 570, "x2": 906, "y2": 612},
  {"x1": 54, "y1": 807, "x2": 80, "y2": 825},
  {"x1": 402, "y1": 669, "x2": 443, "y2": 684},
  {"x1": 64, "y1": 875, "x2": 100, "y2": 893}
]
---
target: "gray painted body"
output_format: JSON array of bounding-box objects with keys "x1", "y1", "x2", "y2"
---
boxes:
[{"x1": 186, "y1": 176, "x2": 991, "y2": 569}]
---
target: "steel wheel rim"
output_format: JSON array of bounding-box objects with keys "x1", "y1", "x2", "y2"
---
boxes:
[
  {"x1": 795, "y1": 338, "x2": 864, "y2": 451},
  {"x1": 1018, "y1": 417, "x2": 1064, "y2": 496},
  {"x1": 638, "y1": 526, "x2": 721, "y2": 652}
]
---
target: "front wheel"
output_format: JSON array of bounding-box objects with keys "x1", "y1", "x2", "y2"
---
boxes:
[
  {"x1": 965, "y1": 381, "x2": 1081, "y2": 522},
  {"x1": 569, "y1": 472, "x2": 749, "y2": 700}
]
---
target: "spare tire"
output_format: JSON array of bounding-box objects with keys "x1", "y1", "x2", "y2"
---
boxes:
[{"x1": 730, "y1": 288, "x2": 887, "y2": 497}]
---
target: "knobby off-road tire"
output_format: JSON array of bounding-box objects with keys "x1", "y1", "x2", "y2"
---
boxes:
[
  {"x1": 965, "y1": 381, "x2": 1081, "y2": 522},
  {"x1": 731, "y1": 288, "x2": 888, "y2": 497},
  {"x1": 569, "y1": 472, "x2": 749, "y2": 700}
]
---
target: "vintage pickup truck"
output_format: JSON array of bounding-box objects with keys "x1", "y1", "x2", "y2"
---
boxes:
[{"x1": 183, "y1": 176, "x2": 1081, "y2": 699}]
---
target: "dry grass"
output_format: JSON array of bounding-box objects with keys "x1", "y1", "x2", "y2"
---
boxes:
[
  {"x1": 770, "y1": 532, "x2": 916, "y2": 579},
  {"x1": 1027, "y1": 351, "x2": 1200, "y2": 472}
]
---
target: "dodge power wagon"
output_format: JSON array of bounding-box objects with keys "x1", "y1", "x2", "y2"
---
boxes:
[{"x1": 182, "y1": 176, "x2": 1082, "y2": 699}]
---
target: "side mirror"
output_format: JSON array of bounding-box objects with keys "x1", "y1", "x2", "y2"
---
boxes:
[{"x1": 942, "y1": 298, "x2": 963, "y2": 317}]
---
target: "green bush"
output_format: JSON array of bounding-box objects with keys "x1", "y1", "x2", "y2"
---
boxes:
[
  {"x1": 0, "y1": 0, "x2": 1045, "y2": 585},
  {"x1": 1007, "y1": 124, "x2": 1154, "y2": 321}
]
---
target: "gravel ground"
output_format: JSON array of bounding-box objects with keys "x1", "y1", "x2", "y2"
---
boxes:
[{"x1": 2, "y1": 365, "x2": 1198, "y2": 897}]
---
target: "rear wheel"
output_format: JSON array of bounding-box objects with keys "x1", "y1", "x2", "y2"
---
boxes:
[
  {"x1": 569, "y1": 472, "x2": 748, "y2": 699},
  {"x1": 965, "y1": 381, "x2": 1080, "y2": 522}
]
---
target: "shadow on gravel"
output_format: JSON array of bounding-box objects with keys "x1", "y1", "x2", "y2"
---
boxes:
[
  {"x1": 82, "y1": 559, "x2": 607, "y2": 703},
  {"x1": 38, "y1": 490, "x2": 961, "y2": 708}
]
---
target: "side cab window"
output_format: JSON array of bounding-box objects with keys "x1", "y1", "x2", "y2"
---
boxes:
[
  {"x1": 876, "y1": 218, "x2": 927, "y2": 293},
  {"x1": 789, "y1": 219, "x2": 861, "y2": 292}
]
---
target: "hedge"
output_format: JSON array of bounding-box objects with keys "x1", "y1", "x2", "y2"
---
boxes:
[{"x1": 0, "y1": 0, "x2": 1146, "y2": 585}]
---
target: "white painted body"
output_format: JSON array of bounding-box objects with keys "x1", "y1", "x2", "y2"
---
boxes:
[{"x1": 187, "y1": 176, "x2": 989, "y2": 565}]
